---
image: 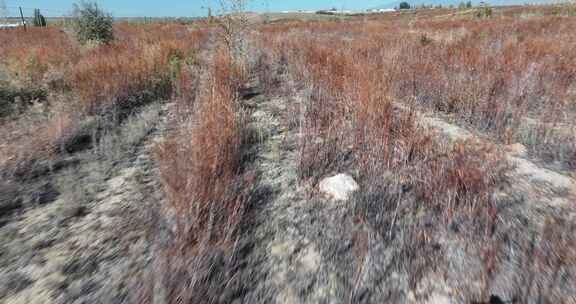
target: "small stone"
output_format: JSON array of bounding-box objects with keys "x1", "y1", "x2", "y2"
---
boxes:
[
  {"x1": 252, "y1": 110, "x2": 267, "y2": 119},
  {"x1": 505, "y1": 143, "x2": 527, "y2": 157},
  {"x1": 319, "y1": 174, "x2": 359, "y2": 201},
  {"x1": 297, "y1": 246, "x2": 321, "y2": 273},
  {"x1": 426, "y1": 292, "x2": 452, "y2": 304}
]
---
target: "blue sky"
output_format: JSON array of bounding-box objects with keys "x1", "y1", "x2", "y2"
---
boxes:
[
  {"x1": 2, "y1": 0, "x2": 552, "y2": 17},
  {"x1": 6, "y1": 0, "x2": 382, "y2": 17}
]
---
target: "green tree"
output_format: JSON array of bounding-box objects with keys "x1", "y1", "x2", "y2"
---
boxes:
[
  {"x1": 33, "y1": 9, "x2": 47, "y2": 27},
  {"x1": 399, "y1": 2, "x2": 411, "y2": 9},
  {"x1": 466, "y1": 0, "x2": 473, "y2": 8},
  {"x1": 73, "y1": 1, "x2": 114, "y2": 45}
]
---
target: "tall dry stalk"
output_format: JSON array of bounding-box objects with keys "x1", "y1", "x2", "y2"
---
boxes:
[{"x1": 215, "y1": 0, "x2": 250, "y2": 68}]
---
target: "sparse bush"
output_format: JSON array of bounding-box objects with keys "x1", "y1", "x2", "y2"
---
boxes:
[
  {"x1": 475, "y1": 4, "x2": 492, "y2": 18},
  {"x1": 73, "y1": 1, "x2": 114, "y2": 45},
  {"x1": 150, "y1": 47, "x2": 254, "y2": 303},
  {"x1": 419, "y1": 33, "x2": 432, "y2": 45},
  {"x1": 0, "y1": 23, "x2": 207, "y2": 179},
  {"x1": 399, "y1": 2, "x2": 411, "y2": 10},
  {"x1": 215, "y1": 0, "x2": 249, "y2": 64},
  {"x1": 0, "y1": 86, "x2": 47, "y2": 118}
]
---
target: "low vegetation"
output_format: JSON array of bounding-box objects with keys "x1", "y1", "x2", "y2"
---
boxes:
[
  {"x1": 252, "y1": 6, "x2": 575, "y2": 301},
  {"x1": 0, "y1": 3, "x2": 574, "y2": 304},
  {"x1": 0, "y1": 19, "x2": 206, "y2": 178}
]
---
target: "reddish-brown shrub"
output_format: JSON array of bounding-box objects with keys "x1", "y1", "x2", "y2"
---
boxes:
[
  {"x1": 146, "y1": 46, "x2": 254, "y2": 304},
  {"x1": 0, "y1": 23, "x2": 208, "y2": 177},
  {"x1": 155, "y1": 47, "x2": 248, "y2": 251},
  {"x1": 256, "y1": 19, "x2": 512, "y2": 300},
  {"x1": 0, "y1": 27, "x2": 79, "y2": 86}
]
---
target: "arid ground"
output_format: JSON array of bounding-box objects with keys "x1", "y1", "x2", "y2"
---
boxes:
[{"x1": 1, "y1": 4, "x2": 575, "y2": 304}]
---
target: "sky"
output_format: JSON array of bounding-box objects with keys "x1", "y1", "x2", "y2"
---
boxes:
[
  {"x1": 1, "y1": 0, "x2": 555, "y2": 17},
  {"x1": 5, "y1": 0, "x2": 371, "y2": 17}
]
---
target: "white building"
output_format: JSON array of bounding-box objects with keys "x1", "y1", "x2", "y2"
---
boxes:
[
  {"x1": 0, "y1": 22, "x2": 25, "y2": 29},
  {"x1": 367, "y1": 8, "x2": 396, "y2": 13}
]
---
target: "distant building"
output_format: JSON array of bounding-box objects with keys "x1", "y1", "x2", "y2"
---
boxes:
[
  {"x1": 281, "y1": 10, "x2": 314, "y2": 14},
  {"x1": 366, "y1": 8, "x2": 396, "y2": 13},
  {"x1": 0, "y1": 22, "x2": 25, "y2": 29}
]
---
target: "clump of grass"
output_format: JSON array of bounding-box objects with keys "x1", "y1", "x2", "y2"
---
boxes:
[
  {"x1": 155, "y1": 49, "x2": 246, "y2": 241},
  {"x1": 0, "y1": 27, "x2": 79, "y2": 87},
  {"x1": 149, "y1": 47, "x2": 254, "y2": 303}
]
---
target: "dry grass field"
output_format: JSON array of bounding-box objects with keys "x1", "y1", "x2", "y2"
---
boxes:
[{"x1": 0, "y1": 3, "x2": 575, "y2": 304}]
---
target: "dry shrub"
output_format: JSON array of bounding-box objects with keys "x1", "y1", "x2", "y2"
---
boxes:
[
  {"x1": 254, "y1": 11, "x2": 576, "y2": 301},
  {"x1": 511, "y1": 218, "x2": 576, "y2": 303},
  {"x1": 297, "y1": 80, "x2": 351, "y2": 182},
  {"x1": 0, "y1": 106, "x2": 78, "y2": 177},
  {"x1": 393, "y1": 17, "x2": 576, "y2": 167},
  {"x1": 0, "y1": 27, "x2": 79, "y2": 86},
  {"x1": 408, "y1": 140, "x2": 505, "y2": 221},
  {"x1": 260, "y1": 14, "x2": 576, "y2": 169},
  {"x1": 68, "y1": 40, "x2": 176, "y2": 113},
  {"x1": 257, "y1": 18, "x2": 511, "y2": 299},
  {"x1": 148, "y1": 48, "x2": 253, "y2": 304},
  {"x1": 68, "y1": 24, "x2": 209, "y2": 113},
  {"x1": 156, "y1": 49, "x2": 245, "y2": 244},
  {"x1": 0, "y1": 23, "x2": 208, "y2": 177}
]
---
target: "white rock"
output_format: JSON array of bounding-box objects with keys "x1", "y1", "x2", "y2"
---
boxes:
[
  {"x1": 426, "y1": 293, "x2": 452, "y2": 304},
  {"x1": 319, "y1": 173, "x2": 359, "y2": 201},
  {"x1": 505, "y1": 143, "x2": 527, "y2": 157}
]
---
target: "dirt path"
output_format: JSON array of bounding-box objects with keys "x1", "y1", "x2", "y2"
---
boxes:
[
  {"x1": 218, "y1": 83, "x2": 347, "y2": 303},
  {"x1": 0, "y1": 102, "x2": 170, "y2": 304},
  {"x1": 228, "y1": 78, "x2": 428, "y2": 303}
]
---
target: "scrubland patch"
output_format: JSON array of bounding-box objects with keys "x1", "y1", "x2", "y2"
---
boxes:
[
  {"x1": 0, "y1": 23, "x2": 207, "y2": 179},
  {"x1": 143, "y1": 44, "x2": 258, "y2": 303},
  {"x1": 2, "y1": 5, "x2": 576, "y2": 304},
  {"x1": 252, "y1": 9, "x2": 576, "y2": 302}
]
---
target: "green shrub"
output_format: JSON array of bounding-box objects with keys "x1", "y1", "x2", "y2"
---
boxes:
[
  {"x1": 73, "y1": 1, "x2": 114, "y2": 45},
  {"x1": 399, "y1": 2, "x2": 411, "y2": 9},
  {"x1": 420, "y1": 34, "x2": 432, "y2": 45},
  {"x1": 0, "y1": 86, "x2": 47, "y2": 118},
  {"x1": 568, "y1": 3, "x2": 576, "y2": 16},
  {"x1": 33, "y1": 9, "x2": 47, "y2": 27},
  {"x1": 475, "y1": 4, "x2": 492, "y2": 18}
]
